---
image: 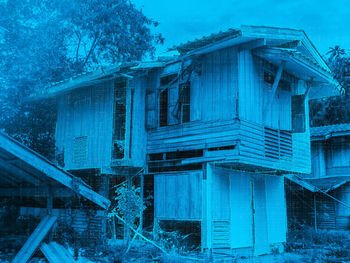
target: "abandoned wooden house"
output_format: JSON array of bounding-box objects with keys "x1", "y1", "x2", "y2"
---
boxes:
[
  {"x1": 0, "y1": 131, "x2": 110, "y2": 262},
  {"x1": 28, "y1": 25, "x2": 337, "y2": 256},
  {"x1": 286, "y1": 123, "x2": 350, "y2": 230}
]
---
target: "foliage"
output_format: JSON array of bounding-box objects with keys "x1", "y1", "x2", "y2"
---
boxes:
[
  {"x1": 309, "y1": 45, "x2": 350, "y2": 127},
  {"x1": 0, "y1": 0, "x2": 161, "y2": 159},
  {"x1": 109, "y1": 181, "x2": 145, "y2": 231}
]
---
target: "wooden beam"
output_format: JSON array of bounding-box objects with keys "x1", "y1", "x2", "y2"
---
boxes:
[
  {"x1": 0, "y1": 132, "x2": 110, "y2": 209},
  {"x1": 0, "y1": 187, "x2": 73, "y2": 197},
  {"x1": 40, "y1": 242, "x2": 75, "y2": 263},
  {"x1": 264, "y1": 61, "x2": 285, "y2": 112},
  {"x1": 12, "y1": 215, "x2": 57, "y2": 263}
]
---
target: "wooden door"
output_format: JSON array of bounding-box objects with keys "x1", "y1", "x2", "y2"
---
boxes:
[{"x1": 252, "y1": 176, "x2": 269, "y2": 255}]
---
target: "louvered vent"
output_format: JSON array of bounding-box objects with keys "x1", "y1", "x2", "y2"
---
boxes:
[
  {"x1": 212, "y1": 221, "x2": 230, "y2": 249},
  {"x1": 264, "y1": 128, "x2": 292, "y2": 160},
  {"x1": 73, "y1": 136, "x2": 88, "y2": 163}
]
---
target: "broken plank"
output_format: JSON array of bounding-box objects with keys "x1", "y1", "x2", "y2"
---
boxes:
[{"x1": 40, "y1": 242, "x2": 75, "y2": 263}]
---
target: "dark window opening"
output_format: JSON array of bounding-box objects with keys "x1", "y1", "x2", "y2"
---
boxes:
[
  {"x1": 149, "y1": 153, "x2": 164, "y2": 161},
  {"x1": 113, "y1": 81, "x2": 126, "y2": 159},
  {"x1": 208, "y1": 145, "x2": 236, "y2": 151},
  {"x1": 159, "y1": 89, "x2": 168, "y2": 127},
  {"x1": 291, "y1": 95, "x2": 306, "y2": 133},
  {"x1": 166, "y1": 149, "x2": 203, "y2": 160}
]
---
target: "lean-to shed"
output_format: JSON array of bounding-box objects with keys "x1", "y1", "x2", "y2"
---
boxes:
[{"x1": 0, "y1": 131, "x2": 110, "y2": 262}]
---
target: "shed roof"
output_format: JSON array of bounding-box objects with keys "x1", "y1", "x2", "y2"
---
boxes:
[
  {"x1": 285, "y1": 174, "x2": 350, "y2": 193},
  {"x1": 0, "y1": 131, "x2": 110, "y2": 209},
  {"x1": 311, "y1": 123, "x2": 350, "y2": 141},
  {"x1": 304, "y1": 176, "x2": 350, "y2": 192}
]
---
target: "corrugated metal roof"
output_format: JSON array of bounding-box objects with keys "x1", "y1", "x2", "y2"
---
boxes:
[
  {"x1": 311, "y1": 123, "x2": 350, "y2": 140},
  {"x1": 170, "y1": 28, "x2": 241, "y2": 54}
]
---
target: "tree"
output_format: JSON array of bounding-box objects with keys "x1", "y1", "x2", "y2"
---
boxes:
[
  {"x1": 309, "y1": 46, "x2": 350, "y2": 127},
  {"x1": 0, "y1": 0, "x2": 161, "y2": 160}
]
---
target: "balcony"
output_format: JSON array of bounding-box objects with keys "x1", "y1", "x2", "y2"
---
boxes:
[{"x1": 147, "y1": 119, "x2": 310, "y2": 174}]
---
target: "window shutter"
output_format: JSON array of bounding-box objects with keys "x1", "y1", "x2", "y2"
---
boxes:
[{"x1": 291, "y1": 95, "x2": 305, "y2": 133}]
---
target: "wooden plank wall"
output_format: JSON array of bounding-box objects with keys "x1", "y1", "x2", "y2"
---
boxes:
[
  {"x1": 56, "y1": 81, "x2": 114, "y2": 170},
  {"x1": 147, "y1": 119, "x2": 239, "y2": 154},
  {"x1": 199, "y1": 47, "x2": 238, "y2": 121},
  {"x1": 310, "y1": 142, "x2": 327, "y2": 179},
  {"x1": 154, "y1": 171, "x2": 202, "y2": 220},
  {"x1": 238, "y1": 50, "x2": 293, "y2": 130},
  {"x1": 238, "y1": 120, "x2": 310, "y2": 174},
  {"x1": 238, "y1": 50, "x2": 263, "y2": 123}
]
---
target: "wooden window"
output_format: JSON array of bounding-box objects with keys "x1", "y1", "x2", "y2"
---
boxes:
[
  {"x1": 180, "y1": 83, "x2": 190, "y2": 123},
  {"x1": 291, "y1": 95, "x2": 305, "y2": 133},
  {"x1": 159, "y1": 89, "x2": 168, "y2": 127}
]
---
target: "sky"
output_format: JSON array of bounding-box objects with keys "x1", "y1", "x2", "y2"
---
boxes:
[{"x1": 133, "y1": 0, "x2": 350, "y2": 56}]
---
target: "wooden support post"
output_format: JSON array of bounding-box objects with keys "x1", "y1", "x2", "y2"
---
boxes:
[
  {"x1": 124, "y1": 175, "x2": 131, "y2": 241},
  {"x1": 47, "y1": 186, "x2": 53, "y2": 215},
  {"x1": 99, "y1": 174, "x2": 110, "y2": 237},
  {"x1": 202, "y1": 163, "x2": 212, "y2": 253},
  {"x1": 140, "y1": 173, "x2": 144, "y2": 233},
  {"x1": 314, "y1": 195, "x2": 317, "y2": 232},
  {"x1": 264, "y1": 61, "x2": 286, "y2": 112},
  {"x1": 47, "y1": 186, "x2": 54, "y2": 242}
]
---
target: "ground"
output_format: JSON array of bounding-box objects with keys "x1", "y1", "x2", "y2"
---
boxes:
[{"x1": 2, "y1": 225, "x2": 350, "y2": 262}]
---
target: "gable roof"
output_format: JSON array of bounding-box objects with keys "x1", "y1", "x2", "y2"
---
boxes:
[
  {"x1": 0, "y1": 131, "x2": 110, "y2": 209},
  {"x1": 311, "y1": 123, "x2": 350, "y2": 141},
  {"x1": 28, "y1": 25, "x2": 338, "y2": 101}
]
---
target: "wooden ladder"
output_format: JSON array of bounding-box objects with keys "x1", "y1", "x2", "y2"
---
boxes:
[
  {"x1": 40, "y1": 242, "x2": 76, "y2": 263},
  {"x1": 12, "y1": 215, "x2": 57, "y2": 263}
]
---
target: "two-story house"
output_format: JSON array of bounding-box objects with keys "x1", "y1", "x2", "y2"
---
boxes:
[{"x1": 29, "y1": 25, "x2": 336, "y2": 256}]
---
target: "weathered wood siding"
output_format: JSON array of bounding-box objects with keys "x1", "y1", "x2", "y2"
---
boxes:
[
  {"x1": 265, "y1": 175, "x2": 287, "y2": 244},
  {"x1": 326, "y1": 137, "x2": 350, "y2": 170},
  {"x1": 316, "y1": 184, "x2": 350, "y2": 230},
  {"x1": 56, "y1": 81, "x2": 114, "y2": 170},
  {"x1": 310, "y1": 142, "x2": 327, "y2": 179},
  {"x1": 237, "y1": 50, "x2": 292, "y2": 130},
  {"x1": 199, "y1": 47, "x2": 238, "y2": 121},
  {"x1": 148, "y1": 119, "x2": 310, "y2": 174},
  {"x1": 311, "y1": 137, "x2": 350, "y2": 179},
  {"x1": 154, "y1": 171, "x2": 202, "y2": 220},
  {"x1": 203, "y1": 166, "x2": 286, "y2": 251}
]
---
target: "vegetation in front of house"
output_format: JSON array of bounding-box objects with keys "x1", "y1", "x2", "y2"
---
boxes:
[{"x1": 284, "y1": 222, "x2": 350, "y2": 263}]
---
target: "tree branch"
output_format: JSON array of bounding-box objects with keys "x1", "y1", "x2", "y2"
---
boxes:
[{"x1": 83, "y1": 33, "x2": 100, "y2": 67}]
